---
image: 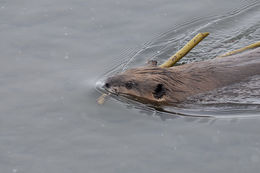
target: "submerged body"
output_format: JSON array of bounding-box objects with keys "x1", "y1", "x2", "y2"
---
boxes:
[{"x1": 104, "y1": 48, "x2": 260, "y2": 105}]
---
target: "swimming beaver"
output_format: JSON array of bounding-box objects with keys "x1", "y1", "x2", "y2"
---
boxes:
[{"x1": 104, "y1": 47, "x2": 260, "y2": 105}]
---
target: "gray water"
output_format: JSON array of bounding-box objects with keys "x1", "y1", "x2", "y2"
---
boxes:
[{"x1": 1, "y1": 0, "x2": 260, "y2": 172}]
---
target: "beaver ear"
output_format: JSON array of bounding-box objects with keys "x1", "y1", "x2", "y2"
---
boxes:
[
  {"x1": 153, "y1": 84, "x2": 166, "y2": 99},
  {"x1": 146, "y1": 60, "x2": 157, "y2": 67}
]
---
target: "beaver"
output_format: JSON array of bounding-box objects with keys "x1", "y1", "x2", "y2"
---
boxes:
[{"x1": 104, "y1": 47, "x2": 260, "y2": 105}]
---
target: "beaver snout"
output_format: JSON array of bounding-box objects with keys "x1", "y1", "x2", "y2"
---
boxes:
[
  {"x1": 103, "y1": 77, "x2": 112, "y2": 89},
  {"x1": 104, "y1": 78, "x2": 114, "y2": 90},
  {"x1": 103, "y1": 77, "x2": 119, "y2": 94}
]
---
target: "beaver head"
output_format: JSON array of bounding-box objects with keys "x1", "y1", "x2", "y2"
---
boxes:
[{"x1": 104, "y1": 66, "x2": 189, "y2": 104}]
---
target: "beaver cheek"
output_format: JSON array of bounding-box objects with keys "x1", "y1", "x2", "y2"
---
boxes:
[
  {"x1": 127, "y1": 89, "x2": 141, "y2": 98},
  {"x1": 117, "y1": 87, "x2": 132, "y2": 96},
  {"x1": 142, "y1": 93, "x2": 157, "y2": 102}
]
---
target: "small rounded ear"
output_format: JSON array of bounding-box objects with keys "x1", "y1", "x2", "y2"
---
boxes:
[
  {"x1": 153, "y1": 84, "x2": 166, "y2": 99},
  {"x1": 146, "y1": 60, "x2": 157, "y2": 67}
]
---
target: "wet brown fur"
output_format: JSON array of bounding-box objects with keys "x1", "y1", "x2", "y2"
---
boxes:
[{"x1": 105, "y1": 48, "x2": 260, "y2": 104}]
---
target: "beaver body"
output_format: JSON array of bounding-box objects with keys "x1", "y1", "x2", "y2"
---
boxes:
[{"x1": 105, "y1": 47, "x2": 260, "y2": 105}]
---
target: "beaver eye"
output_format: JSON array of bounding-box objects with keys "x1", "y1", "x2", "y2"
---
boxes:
[
  {"x1": 125, "y1": 82, "x2": 133, "y2": 89},
  {"x1": 153, "y1": 84, "x2": 166, "y2": 99}
]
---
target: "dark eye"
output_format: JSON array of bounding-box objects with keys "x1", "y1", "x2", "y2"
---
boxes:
[
  {"x1": 105, "y1": 83, "x2": 110, "y2": 88},
  {"x1": 153, "y1": 84, "x2": 166, "y2": 99},
  {"x1": 125, "y1": 82, "x2": 133, "y2": 89}
]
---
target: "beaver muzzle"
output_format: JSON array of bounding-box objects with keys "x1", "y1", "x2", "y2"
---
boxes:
[{"x1": 104, "y1": 81, "x2": 119, "y2": 95}]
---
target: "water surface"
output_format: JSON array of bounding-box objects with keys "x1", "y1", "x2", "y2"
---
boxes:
[{"x1": 0, "y1": 0, "x2": 260, "y2": 172}]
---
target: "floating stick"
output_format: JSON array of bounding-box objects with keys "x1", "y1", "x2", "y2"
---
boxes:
[
  {"x1": 159, "y1": 32, "x2": 209, "y2": 68},
  {"x1": 97, "y1": 93, "x2": 110, "y2": 105},
  {"x1": 219, "y1": 41, "x2": 260, "y2": 57}
]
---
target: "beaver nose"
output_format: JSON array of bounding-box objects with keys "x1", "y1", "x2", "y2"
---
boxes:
[{"x1": 104, "y1": 82, "x2": 110, "y2": 88}]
